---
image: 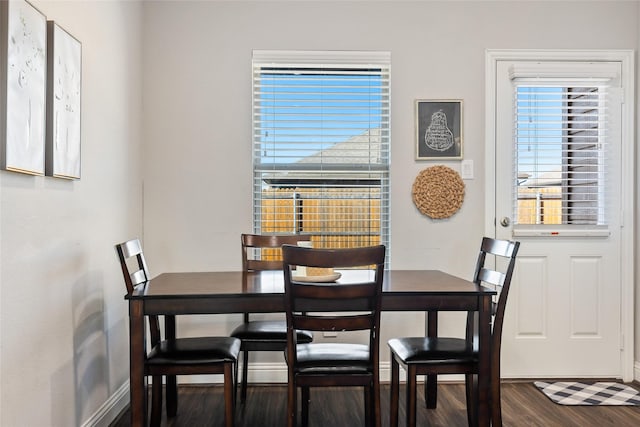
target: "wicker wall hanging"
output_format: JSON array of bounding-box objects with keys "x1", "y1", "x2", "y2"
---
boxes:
[{"x1": 412, "y1": 165, "x2": 465, "y2": 219}]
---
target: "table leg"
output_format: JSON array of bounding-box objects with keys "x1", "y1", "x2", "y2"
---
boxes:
[
  {"x1": 425, "y1": 311, "x2": 438, "y2": 409},
  {"x1": 129, "y1": 300, "x2": 147, "y2": 427},
  {"x1": 165, "y1": 315, "x2": 178, "y2": 416},
  {"x1": 477, "y1": 295, "x2": 492, "y2": 427}
]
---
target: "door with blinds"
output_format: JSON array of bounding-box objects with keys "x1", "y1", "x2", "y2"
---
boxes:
[{"x1": 492, "y1": 56, "x2": 633, "y2": 378}]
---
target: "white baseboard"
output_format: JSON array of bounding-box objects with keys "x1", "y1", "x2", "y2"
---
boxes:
[
  {"x1": 179, "y1": 361, "x2": 397, "y2": 385},
  {"x1": 634, "y1": 361, "x2": 640, "y2": 382},
  {"x1": 81, "y1": 381, "x2": 129, "y2": 427},
  {"x1": 177, "y1": 361, "x2": 463, "y2": 385}
]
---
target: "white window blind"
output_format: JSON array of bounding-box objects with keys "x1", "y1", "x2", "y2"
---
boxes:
[
  {"x1": 513, "y1": 81, "x2": 613, "y2": 228},
  {"x1": 252, "y1": 51, "x2": 390, "y2": 260}
]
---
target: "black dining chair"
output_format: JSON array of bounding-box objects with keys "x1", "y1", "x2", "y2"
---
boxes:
[
  {"x1": 282, "y1": 244, "x2": 386, "y2": 427},
  {"x1": 116, "y1": 238, "x2": 240, "y2": 427},
  {"x1": 388, "y1": 237, "x2": 519, "y2": 427},
  {"x1": 230, "y1": 234, "x2": 314, "y2": 403}
]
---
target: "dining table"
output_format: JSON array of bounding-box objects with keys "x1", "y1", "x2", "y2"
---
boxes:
[{"x1": 126, "y1": 269, "x2": 496, "y2": 426}]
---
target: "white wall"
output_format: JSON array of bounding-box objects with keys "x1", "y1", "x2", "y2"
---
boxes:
[
  {"x1": 141, "y1": 0, "x2": 639, "y2": 378},
  {"x1": 0, "y1": 1, "x2": 142, "y2": 426}
]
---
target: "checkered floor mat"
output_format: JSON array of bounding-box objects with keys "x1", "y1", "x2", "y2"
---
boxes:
[{"x1": 534, "y1": 381, "x2": 640, "y2": 406}]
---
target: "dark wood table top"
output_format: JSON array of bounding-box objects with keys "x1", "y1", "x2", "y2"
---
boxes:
[
  {"x1": 128, "y1": 269, "x2": 494, "y2": 314},
  {"x1": 132, "y1": 269, "x2": 488, "y2": 296}
]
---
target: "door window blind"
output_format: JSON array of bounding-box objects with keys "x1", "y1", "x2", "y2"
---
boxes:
[
  {"x1": 252, "y1": 51, "x2": 390, "y2": 261},
  {"x1": 512, "y1": 82, "x2": 613, "y2": 228}
]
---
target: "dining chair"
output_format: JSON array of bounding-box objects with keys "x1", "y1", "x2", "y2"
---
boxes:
[
  {"x1": 282, "y1": 244, "x2": 386, "y2": 427},
  {"x1": 116, "y1": 238, "x2": 240, "y2": 427},
  {"x1": 230, "y1": 234, "x2": 314, "y2": 403},
  {"x1": 388, "y1": 237, "x2": 519, "y2": 427}
]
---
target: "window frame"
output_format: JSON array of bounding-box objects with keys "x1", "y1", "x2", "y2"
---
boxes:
[{"x1": 251, "y1": 50, "x2": 391, "y2": 264}]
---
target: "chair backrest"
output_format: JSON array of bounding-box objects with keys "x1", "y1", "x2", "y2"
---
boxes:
[
  {"x1": 241, "y1": 233, "x2": 310, "y2": 271},
  {"x1": 471, "y1": 237, "x2": 520, "y2": 350},
  {"x1": 115, "y1": 238, "x2": 160, "y2": 345},
  {"x1": 282, "y1": 244, "x2": 386, "y2": 365},
  {"x1": 115, "y1": 238, "x2": 151, "y2": 294}
]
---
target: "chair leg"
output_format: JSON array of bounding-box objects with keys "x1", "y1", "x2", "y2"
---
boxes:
[
  {"x1": 364, "y1": 386, "x2": 371, "y2": 427},
  {"x1": 240, "y1": 350, "x2": 249, "y2": 403},
  {"x1": 390, "y1": 356, "x2": 400, "y2": 427},
  {"x1": 492, "y1": 376, "x2": 503, "y2": 427},
  {"x1": 150, "y1": 375, "x2": 163, "y2": 427},
  {"x1": 301, "y1": 386, "x2": 310, "y2": 427},
  {"x1": 166, "y1": 374, "x2": 178, "y2": 417},
  {"x1": 287, "y1": 380, "x2": 297, "y2": 427},
  {"x1": 233, "y1": 357, "x2": 238, "y2": 409},
  {"x1": 406, "y1": 366, "x2": 417, "y2": 427},
  {"x1": 425, "y1": 311, "x2": 438, "y2": 410},
  {"x1": 224, "y1": 363, "x2": 235, "y2": 427},
  {"x1": 425, "y1": 373, "x2": 437, "y2": 408},
  {"x1": 465, "y1": 373, "x2": 478, "y2": 427},
  {"x1": 372, "y1": 375, "x2": 381, "y2": 427}
]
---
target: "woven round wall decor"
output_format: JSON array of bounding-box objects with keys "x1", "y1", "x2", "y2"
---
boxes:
[{"x1": 412, "y1": 165, "x2": 465, "y2": 219}]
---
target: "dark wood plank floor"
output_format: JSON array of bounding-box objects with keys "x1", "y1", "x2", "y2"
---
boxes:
[{"x1": 110, "y1": 382, "x2": 640, "y2": 427}]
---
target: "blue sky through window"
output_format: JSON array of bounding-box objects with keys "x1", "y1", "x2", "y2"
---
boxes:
[
  {"x1": 516, "y1": 86, "x2": 563, "y2": 185},
  {"x1": 258, "y1": 70, "x2": 384, "y2": 164}
]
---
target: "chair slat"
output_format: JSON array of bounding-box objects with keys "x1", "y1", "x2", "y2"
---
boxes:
[
  {"x1": 477, "y1": 268, "x2": 505, "y2": 287},
  {"x1": 294, "y1": 314, "x2": 374, "y2": 332},
  {"x1": 130, "y1": 269, "x2": 148, "y2": 287},
  {"x1": 481, "y1": 238, "x2": 518, "y2": 258},
  {"x1": 291, "y1": 282, "x2": 377, "y2": 300},
  {"x1": 121, "y1": 238, "x2": 143, "y2": 258}
]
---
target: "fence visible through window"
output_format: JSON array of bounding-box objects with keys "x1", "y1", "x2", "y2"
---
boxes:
[
  {"x1": 258, "y1": 187, "x2": 381, "y2": 259},
  {"x1": 517, "y1": 187, "x2": 561, "y2": 225}
]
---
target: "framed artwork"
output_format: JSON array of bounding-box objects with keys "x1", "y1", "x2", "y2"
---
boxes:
[
  {"x1": 46, "y1": 21, "x2": 81, "y2": 179},
  {"x1": 415, "y1": 99, "x2": 463, "y2": 160},
  {"x1": 0, "y1": 0, "x2": 47, "y2": 175}
]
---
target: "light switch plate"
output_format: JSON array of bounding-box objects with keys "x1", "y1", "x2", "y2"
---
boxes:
[{"x1": 461, "y1": 160, "x2": 474, "y2": 179}]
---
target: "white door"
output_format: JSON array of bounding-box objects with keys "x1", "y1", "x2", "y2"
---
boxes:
[{"x1": 489, "y1": 51, "x2": 634, "y2": 379}]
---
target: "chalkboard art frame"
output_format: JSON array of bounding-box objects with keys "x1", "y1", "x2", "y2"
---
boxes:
[{"x1": 415, "y1": 99, "x2": 463, "y2": 160}]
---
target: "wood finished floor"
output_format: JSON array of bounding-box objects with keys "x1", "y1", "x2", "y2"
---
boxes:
[{"x1": 110, "y1": 382, "x2": 640, "y2": 427}]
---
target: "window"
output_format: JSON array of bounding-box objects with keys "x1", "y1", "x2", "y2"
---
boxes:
[
  {"x1": 252, "y1": 51, "x2": 390, "y2": 262},
  {"x1": 510, "y1": 63, "x2": 620, "y2": 230}
]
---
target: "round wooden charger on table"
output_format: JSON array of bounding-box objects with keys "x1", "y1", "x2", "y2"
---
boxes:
[{"x1": 412, "y1": 165, "x2": 465, "y2": 219}]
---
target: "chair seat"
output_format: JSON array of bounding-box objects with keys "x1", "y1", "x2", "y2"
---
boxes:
[
  {"x1": 292, "y1": 343, "x2": 371, "y2": 374},
  {"x1": 388, "y1": 337, "x2": 476, "y2": 365},
  {"x1": 147, "y1": 337, "x2": 241, "y2": 365},
  {"x1": 230, "y1": 320, "x2": 313, "y2": 343}
]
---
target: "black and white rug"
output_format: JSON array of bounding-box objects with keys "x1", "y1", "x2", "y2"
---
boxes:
[{"x1": 534, "y1": 381, "x2": 640, "y2": 406}]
